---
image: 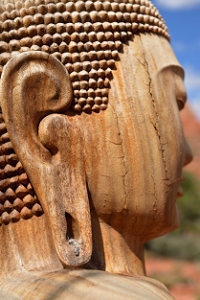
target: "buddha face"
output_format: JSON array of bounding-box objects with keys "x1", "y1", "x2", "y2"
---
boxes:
[
  {"x1": 1, "y1": 34, "x2": 190, "y2": 269},
  {"x1": 83, "y1": 34, "x2": 192, "y2": 240},
  {"x1": 0, "y1": 1, "x2": 192, "y2": 267}
]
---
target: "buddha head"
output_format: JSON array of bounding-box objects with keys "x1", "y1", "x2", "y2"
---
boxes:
[{"x1": 0, "y1": 0, "x2": 192, "y2": 272}]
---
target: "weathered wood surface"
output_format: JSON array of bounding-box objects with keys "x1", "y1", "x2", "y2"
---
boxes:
[
  {"x1": 0, "y1": 0, "x2": 192, "y2": 299},
  {"x1": 0, "y1": 270, "x2": 175, "y2": 300}
]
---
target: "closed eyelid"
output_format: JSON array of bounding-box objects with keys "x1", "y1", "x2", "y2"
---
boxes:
[
  {"x1": 176, "y1": 89, "x2": 187, "y2": 103},
  {"x1": 177, "y1": 96, "x2": 187, "y2": 111},
  {"x1": 174, "y1": 74, "x2": 187, "y2": 105},
  {"x1": 158, "y1": 65, "x2": 187, "y2": 109}
]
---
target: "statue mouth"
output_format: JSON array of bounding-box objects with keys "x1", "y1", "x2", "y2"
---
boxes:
[
  {"x1": 177, "y1": 174, "x2": 185, "y2": 198},
  {"x1": 177, "y1": 185, "x2": 184, "y2": 198}
]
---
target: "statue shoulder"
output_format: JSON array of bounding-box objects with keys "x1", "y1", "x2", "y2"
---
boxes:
[{"x1": 0, "y1": 270, "x2": 174, "y2": 300}]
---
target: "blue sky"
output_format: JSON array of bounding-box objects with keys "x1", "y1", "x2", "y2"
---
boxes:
[{"x1": 151, "y1": 0, "x2": 200, "y2": 119}]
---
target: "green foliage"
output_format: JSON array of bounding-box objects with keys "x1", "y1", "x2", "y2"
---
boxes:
[
  {"x1": 178, "y1": 172, "x2": 200, "y2": 226},
  {"x1": 147, "y1": 172, "x2": 200, "y2": 261}
]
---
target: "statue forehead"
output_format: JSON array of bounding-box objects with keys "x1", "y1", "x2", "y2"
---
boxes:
[{"x1": 0, "y1": 0, "x2": 169, "y2": 114}]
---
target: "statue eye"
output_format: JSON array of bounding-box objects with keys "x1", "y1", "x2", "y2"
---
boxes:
[
  {"x1": 172, "y1": 70, "x2": 187, "y2": 112},
  {"x1": 177, "y1": 99, "x2": 185, "y2": 111},
  {"x1": 176, "y1": 87, "x2": 187, "y2": 111}
]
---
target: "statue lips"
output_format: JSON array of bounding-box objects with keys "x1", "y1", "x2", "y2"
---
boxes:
[{"x1": 177, "y1": 185, "x2": 184, "y2": 198}]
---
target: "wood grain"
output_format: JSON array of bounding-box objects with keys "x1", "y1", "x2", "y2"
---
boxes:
[{"x1": 0, "y1": 1, "x2": 192, "y2": 299}]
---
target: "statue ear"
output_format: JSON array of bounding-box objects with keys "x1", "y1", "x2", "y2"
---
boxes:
[{"x1": 0, "y1": 52, "x2": 92, "y2": 267}]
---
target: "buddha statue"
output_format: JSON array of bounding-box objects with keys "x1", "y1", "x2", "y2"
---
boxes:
[{"x1": 0, "y1": 0, "x2": 192, "y2": 299}]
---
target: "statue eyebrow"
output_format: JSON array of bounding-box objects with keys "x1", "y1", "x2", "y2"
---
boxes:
[{"x1": 160, "y1": 65, "x2": 185, "y2": 80}]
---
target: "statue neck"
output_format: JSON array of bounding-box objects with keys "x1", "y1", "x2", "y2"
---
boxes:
[{"x1": 87, "y1": 213, "x2": 145, "y2": 277}]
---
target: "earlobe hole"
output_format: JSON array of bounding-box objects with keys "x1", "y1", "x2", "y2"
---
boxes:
[{"x1": 65, "y1": 212, "x2": 80, "y2": 241}]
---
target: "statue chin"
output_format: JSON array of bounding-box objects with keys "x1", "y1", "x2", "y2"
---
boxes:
[{"x1": 0, "y1": 0, "x2": 192, "y2": 299}]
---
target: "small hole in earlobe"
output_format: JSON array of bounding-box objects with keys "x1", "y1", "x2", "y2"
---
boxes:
[
  {"x1": 65, "y1": 212, "x2": 81, "y2": 257},
  {"x1": 65, "y1": 212, "x2": 80, "y2": 241}
]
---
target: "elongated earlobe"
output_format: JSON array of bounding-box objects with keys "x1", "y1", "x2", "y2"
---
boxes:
[{"x1": 0, "y1": 52, "x2": 92, "y2": 267}]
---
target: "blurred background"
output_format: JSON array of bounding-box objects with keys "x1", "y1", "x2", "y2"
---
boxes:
[{"x1": 146, "y1": 1, "x2": 200, "y2": 299}]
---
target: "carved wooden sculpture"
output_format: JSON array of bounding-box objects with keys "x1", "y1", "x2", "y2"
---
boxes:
[{"x1": 0, "y1": 0, "x2": 192, "y2": 299}]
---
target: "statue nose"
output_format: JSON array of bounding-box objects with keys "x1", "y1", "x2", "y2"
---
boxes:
[{"x1": 183, "y1": 137, "x2": 193, "y2": 167}]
